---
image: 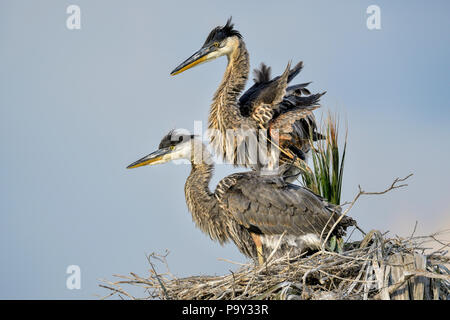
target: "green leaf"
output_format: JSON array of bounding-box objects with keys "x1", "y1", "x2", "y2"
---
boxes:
[{"x1": 328, "y1": 235, "x2": 337, "y2": 252}]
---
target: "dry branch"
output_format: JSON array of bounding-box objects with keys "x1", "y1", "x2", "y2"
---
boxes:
[{"x1": 321, "y1": 174, "x2": 413, "y2": 250}]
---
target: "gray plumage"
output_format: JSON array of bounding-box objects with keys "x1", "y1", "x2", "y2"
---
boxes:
[{"x1": 132, "y1": 131, "x2": 356, "y2": 262}]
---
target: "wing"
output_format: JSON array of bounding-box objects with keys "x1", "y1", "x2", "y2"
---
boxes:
[
  {"x1": 269, "y1": 105, "x2": 319, "y2": 144},
  {"x1": 285, "y1": 82, "x2": 312, "y2": 96},
  {"x1": 236, "y1": 61, "x2": 325, "y2": 164},
  {"x1": 249, "y1": 62, "x2": 291, "y2": 128},
  {"x1": 215, "y1": 172, "x2": 355, "y2": 238},
  {"x1": 239, "y1": 61, "x2": 305, "y2": 117},
  {"x1": 238, "y1": 62, "x2": 291, "y2": 125},
  {"x1": 239, "y1": 61, "x2": 325, "y2": 131},
  {"x1": 269, "y1": 93, "x2": 326, "y2": 155}
]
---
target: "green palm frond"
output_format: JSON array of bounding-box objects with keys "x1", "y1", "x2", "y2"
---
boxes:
[
  {"x1": 299, "y1": 112, "x2": 348, "y2": 252},
  {"x1": 301, "y1": 112, "x2": 347, "y2": 206}
]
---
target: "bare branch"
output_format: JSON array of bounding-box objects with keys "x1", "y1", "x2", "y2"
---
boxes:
[{"x1": 321, "y1": 174, "x2": 413, "y2": 251}]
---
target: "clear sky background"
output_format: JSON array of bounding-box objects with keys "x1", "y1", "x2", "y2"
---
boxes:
[{"x1": 1, "y1": 0, "x2": 449, "y2": 299}]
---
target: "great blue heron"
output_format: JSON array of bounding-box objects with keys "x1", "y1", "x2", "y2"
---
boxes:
[
  {"x1": 127, "y1": 130, "x2": 355, "y2": 264},
  {"x1": 170, "y1": 18, "x2": 325, "y2": 178}
]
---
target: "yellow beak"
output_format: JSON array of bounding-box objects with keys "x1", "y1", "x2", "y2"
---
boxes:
[
  {"x1": 126, "y1": 148, "x2": 171, "y2": 169},
  {"x1": 170, "y1": 46, "x2": 213, "y2": 76}
]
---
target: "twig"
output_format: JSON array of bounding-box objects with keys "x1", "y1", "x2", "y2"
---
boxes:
[
  {"x1": 321, "y1": 174, "x2": 413, "y2": 251},
  {"x1": 146, "y1": 253, "x2": 170, "y2": 300}
]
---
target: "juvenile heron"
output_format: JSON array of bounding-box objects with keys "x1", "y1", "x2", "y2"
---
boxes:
[
  {"x1": 170, "y1": 18, "x2": 325, "y2": 177},
  {"x1": 127, "y1": 130, "x2": 355, "y2": 264}
]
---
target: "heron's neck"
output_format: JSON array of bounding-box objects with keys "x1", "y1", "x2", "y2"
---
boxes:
[
  {"x1": 209, "y1": 39, "x2": 249, "y2": 133},
  {"x1": 184, "y1": 144, "x2": 229, "y2": 243}
]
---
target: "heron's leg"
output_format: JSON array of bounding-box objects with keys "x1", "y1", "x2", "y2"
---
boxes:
[{"x1": 251, "y1": 233, "x2": 264, "y2": 265}]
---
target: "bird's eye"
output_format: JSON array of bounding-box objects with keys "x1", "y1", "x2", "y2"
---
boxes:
[
  {"x1": 169, "y1": 145, "x2": 175, "y2": 150},
  {"x1": 213, "y1": 42, "x2": 219, "y2": 48}
]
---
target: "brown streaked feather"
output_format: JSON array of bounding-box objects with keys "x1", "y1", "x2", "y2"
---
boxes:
[
  {"x1": 251, "y1": 103, "x2": 274, "y2": 129},
  {"x1": 249, "y1": 63, "x2": 292, "y2": 128},
  {"x1": 205, "y1": 35, "x2": 324, "y2": 172},
  {"x1": 250, "y1": 62, "x2": 291, "y2": 111},
  {"x1": 269, "y1": 105, "x2": 320, "y2": 142}
]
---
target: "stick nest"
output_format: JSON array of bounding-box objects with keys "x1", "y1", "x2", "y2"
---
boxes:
[{"x1": 100, "y1": 229, "x2": 450, "y2": 300}]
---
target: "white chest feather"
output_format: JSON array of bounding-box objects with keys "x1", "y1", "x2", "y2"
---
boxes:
[{"x1": 260, "y1": 233, "x2": 321, "y2": 252}]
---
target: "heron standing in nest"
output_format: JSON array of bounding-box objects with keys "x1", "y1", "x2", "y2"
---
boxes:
[
  {"x1": 127, "y1": 130, "x2": 355, "y2": 265},
  {"x1": 170, "y1": 18, "x2": 325, "y2": 179}
]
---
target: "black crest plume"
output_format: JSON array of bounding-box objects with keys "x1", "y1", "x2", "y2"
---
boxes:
[
  {"x1": 158, "y1": 129, "x2": 177, "y2": 149},
  {"x1": 159, "y1": 129, "x2": 194, "y2": 149},
  {"x1": 204, "y1": 17, "x2": 242, "y2": 45}
]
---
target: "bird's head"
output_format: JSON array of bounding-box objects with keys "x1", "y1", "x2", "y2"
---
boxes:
[
  {"x1": 126, "y1": 130, "x2": 195, "y2": 169},
  {"x1": 170, "y1": 17, "x2": 242, "y2": 76}
]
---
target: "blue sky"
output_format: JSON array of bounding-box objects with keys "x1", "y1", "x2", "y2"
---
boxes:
[{"x1": 1, "y1": 0, "x2": 449, "y2": 299}]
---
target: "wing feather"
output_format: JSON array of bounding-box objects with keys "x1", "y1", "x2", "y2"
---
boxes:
[{"x1": 215, "y1": 172, "x2": 355, "y2": 238}]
